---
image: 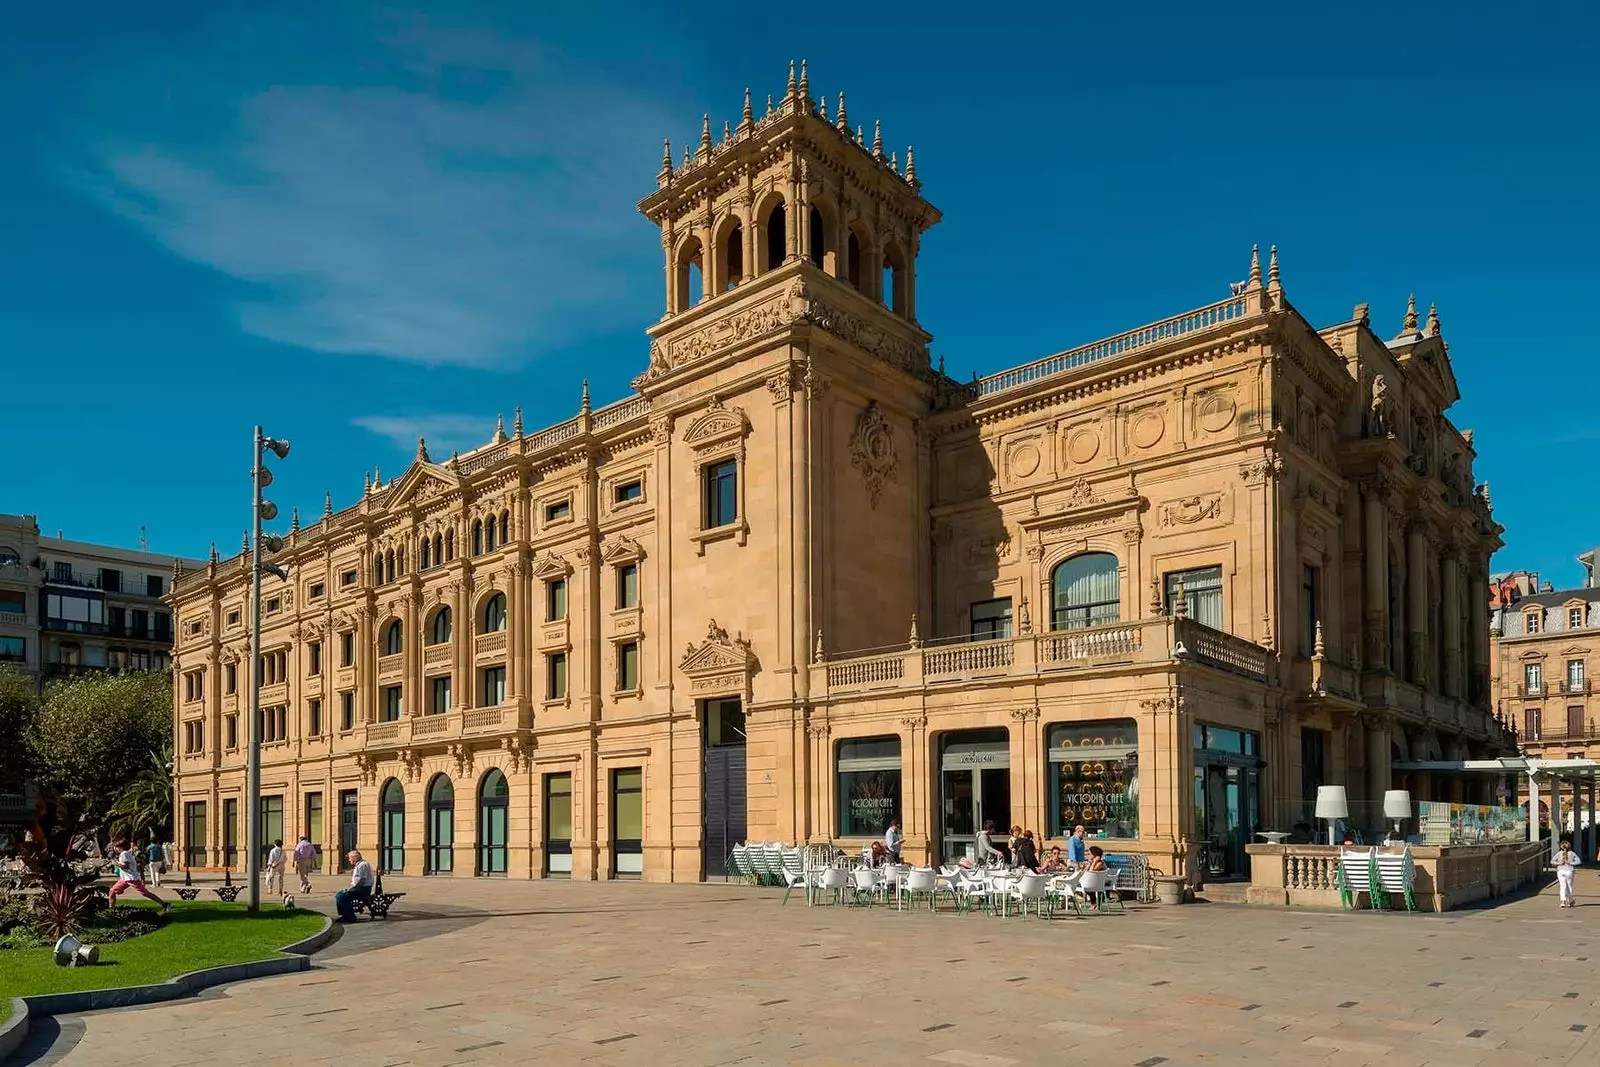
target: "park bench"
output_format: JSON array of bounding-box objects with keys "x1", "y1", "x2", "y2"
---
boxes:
[{"x1": 351, "y1": 874, "x2": 405, "y2": 919}]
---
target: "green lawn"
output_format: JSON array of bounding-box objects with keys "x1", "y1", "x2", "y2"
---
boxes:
[{"x1": 0, "y1": 901, "x2": 324, "y2": 997}]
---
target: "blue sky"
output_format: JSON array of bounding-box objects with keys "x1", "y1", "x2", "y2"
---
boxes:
[{"x1": 2, "y1": 2, "x2": 1596, "y2": 585}]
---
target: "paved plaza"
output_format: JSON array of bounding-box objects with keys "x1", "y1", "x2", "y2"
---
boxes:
[{"x1": 13, "y1": 875, "x2": 1600, "y2": 1066}]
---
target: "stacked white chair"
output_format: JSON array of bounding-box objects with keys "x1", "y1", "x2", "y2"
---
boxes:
[{"x1": 764, "y1": 843, "x2": 787, "y2": 886}]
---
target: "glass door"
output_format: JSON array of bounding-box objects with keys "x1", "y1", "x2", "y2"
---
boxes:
[
  {"x1": 940, "y1": 768, "x2": 974, "y2": 862},
  {"x1": 338, "y1": 790, "x2": 358, "y2": 871}
]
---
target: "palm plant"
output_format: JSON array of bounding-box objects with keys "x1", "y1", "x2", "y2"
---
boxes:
[{"x1": 108, "y1": 740, "x2": 174, "y2": 842}]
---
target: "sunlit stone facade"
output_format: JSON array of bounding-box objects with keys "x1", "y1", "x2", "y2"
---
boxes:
[{"x1": 169, "y1": 68, "x2": 1510, "y2": 883}]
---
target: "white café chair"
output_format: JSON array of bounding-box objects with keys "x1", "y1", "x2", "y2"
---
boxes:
[
  {"x1": 1101, "y1": 866, "x2": 1128, "y2": 912},
  {"x1": 1050, "y1": 871, "x2": 1086, "y2": 917},
  {"x1": 899, "y1": 867, "x2": 939, "y2": 911},
  {"x1": 817, "y1": 866, "x2": 850, "y2": 906},
  {"x1": 1074, "y1": 869, "x2": 1110, "y2": 912},
  {"x1": 1010, "y1": 872, "x2": 1054, "y2": 919},
  {"x1": 851, "y1": 866, "x2": 883, "y2": 906}
]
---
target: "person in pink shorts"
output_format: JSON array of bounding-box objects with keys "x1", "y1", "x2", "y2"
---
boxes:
[{"x1": 107, "y1": 838, "x2": 170, "y2": 911}]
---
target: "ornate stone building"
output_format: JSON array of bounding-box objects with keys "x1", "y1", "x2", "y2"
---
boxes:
[{"x1": 169, "y1": 65, "x2": 1510, "y2": 883}]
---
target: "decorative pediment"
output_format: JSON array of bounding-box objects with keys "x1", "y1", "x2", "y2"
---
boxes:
[
  {"x1": 532, "y1": 552, "x2": 572, "y2": 580},
  {"x1": 600, "y1": 534, "x2": 645, "y2": 565},
  {"x1": 383, "y1": 459, "x2": 459, "y2": 511},
  {"x1": 1559, "y1": 645, "x2": 1592, "y2": 657},
  {"x1": 683, "y1": 399, "x2": 749, "y2": 453},
  {"x1": 679, "y1": 618, "x2": 758, "y2": 698},
  {"x1": 1518, "y1": 649, "x2": 1547, "y2": 661}
]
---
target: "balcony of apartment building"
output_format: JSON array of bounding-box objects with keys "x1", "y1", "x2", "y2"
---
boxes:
[
  {"x1": 43, "y1": 565, "x2": 167, "y2": 600},
  {"x1": 0, "y1": 558, "x2": 38, "y2": 589},
  {"x1": 358, "y1": 703, "x2": 532, "y2": 751}
]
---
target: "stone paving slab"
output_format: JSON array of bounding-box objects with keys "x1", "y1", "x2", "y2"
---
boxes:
[{"x1": 14, "y1": 875, "x2": 1600, "y2": 1065}]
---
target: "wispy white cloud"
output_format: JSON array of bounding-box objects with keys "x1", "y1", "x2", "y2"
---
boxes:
[
  {"x1": 352, "y1": 412, "x2": 495, "y2": 454},
  {"x1": 61, "y1": 11, "x2": 675, "y2": 368}
]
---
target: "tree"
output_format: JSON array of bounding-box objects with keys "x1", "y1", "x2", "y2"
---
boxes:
[
  {"x1": 107, "y1": 738, "x2": 175, "y2": 842},
  {"x1": 27, "y1": 671, "x2": 172, "y2": 844},
  {"x1": 0, "y1": 666, "x2": 37, "y2": 800}
]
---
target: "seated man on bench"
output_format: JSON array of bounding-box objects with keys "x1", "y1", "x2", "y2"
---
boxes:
[{"x1": 335, "y1": 849, "x2": 375, "y2": 923}]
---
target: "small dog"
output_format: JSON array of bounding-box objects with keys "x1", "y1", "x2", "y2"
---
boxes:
[{"x1": 281, "y1": 893, "x2": 295, "y2": 910}]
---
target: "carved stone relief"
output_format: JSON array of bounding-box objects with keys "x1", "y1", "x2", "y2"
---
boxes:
[{"x1": 848, "y1": 401, "x2": 899, "y2": 507}]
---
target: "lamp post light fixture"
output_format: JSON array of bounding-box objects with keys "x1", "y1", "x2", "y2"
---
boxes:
[{"x1": 249, "y1": 427, "x2": 290, "y2": 912}]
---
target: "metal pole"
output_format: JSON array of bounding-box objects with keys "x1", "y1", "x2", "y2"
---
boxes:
[{"x1": 247, "y1": 425, "x2": 263, "y2": 911}]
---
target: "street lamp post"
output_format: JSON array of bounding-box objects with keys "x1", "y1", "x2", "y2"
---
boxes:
[{"x1": 248, "y1": 426, "x2": 290, "y2": 912}]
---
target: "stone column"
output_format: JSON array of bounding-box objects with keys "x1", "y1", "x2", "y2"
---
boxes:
[
  {"x1": 1442, "y1": 550, "x2": 1462, "y2": 698},
  {"x1": 1528, "y1": 773, "x2": 1541, "y2": 843},
  {"x1": 1407, "y1": 522, "x2": 1428, "y2": 685},
  {"x1": 1365, "y1": 714, "x2": 1391, "y2": 821},
  {"x1": 661, "y1": 230, "x2": 675, "y2": 314},
  {"x1": 1362, "y1": 480, "x2": 1388, "y2": 670}
]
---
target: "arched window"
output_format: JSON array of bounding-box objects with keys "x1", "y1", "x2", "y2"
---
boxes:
[
  {"x1": 379, "y1": 779, "x2": 405, "y2": 873},
  {"x1": 384, "y1": 550, "x2": 395, "y2": 585},
  {"x1": 674, "y1": 235, "x2": 704, "y2": 311},
  {"x1": 1051, "y1": 553, "x2": 1120, "y2": 630},
  {"x1": 420, "y1": 538, "x2": 431, "y2": 570},
  {"x1": 808, "y1": 206, "x2": 826, "y2": 268},
  {"x1": 429, "y1": 607, "x2": 452, "y2": 645},
  {"x1": 398, "y1": 547, "x2": 406, "y2": 575},
  {"x1": 846, "y1": 229, "x2": 863, "y2": 290},
  {"x1": 763, "y1": 202, "x2": 787, "y2": 271},
  {"x1": 478, "y1": 769, "x2": 509, "y2": 875},
  {"x1": 723, "y1": 222, "x2": 743, "y2": 290},
  {"x1": 485, "y1": 517, "x2": 497, "y2": 553},
  {"x1": 482, "y1": 593, "x2": 506, "y2": 634},
  {"x1": 426, "y1": 774, "x2": 454, "y2": 874},
  {"x1": 433, "y1": 533, "x2": 443, "y2": 564},
  {"x1": 373, "y1": 557, "x2": 384, "y2": 586},
  {"x1": 882, "y1": 241, "x2": 908, "y2": 313},
  {"x1": 382, "y1": 620, "x2": 403, "y2": 655},
  {"x1": 445, "y1": 530, "x2": 455, "y2": 561},
  {"x1": 471, "y1": 519, "x2": 483, "y2": 556},
  {"x1": 498, "y1": 510, "x2": 510, "y2": 545}
]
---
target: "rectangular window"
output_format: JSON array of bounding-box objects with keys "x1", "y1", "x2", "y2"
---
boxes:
[
  {"x1": 381, "y1": 685, "x2": 403, "y2": 721},
  {"x1": 131, "y1": 609, "x2": 149, "y2": 637},
  {"x1": 305, "y1": 792, "x2": 323, "y2": 864},
  {"x1": 224, "y1": 797, "x2": 238, "y2": 869},
  {"x1": 1165, "y1": 566, "x2": 1224, "y2": 631},
  {"x1": 259, "y1": 795, "x2": 284, "y2": 866},
  {"x1": 225, "y1": 714, "x2": 238, "y2": 750},
  {"x1": 615, "y1": 480, "x2": 643, "y2": 504},
  {"x1": 338, "y1": 790, "x2": 358, "y2": 870},
  {"x1": 703, "y1": 459, "x2": 738, "y2": 528},
  {"x1": 308, "y1": 698, "x2": 323, "y2": 737},
  {"x1": 617, "y1": 641, "x2": 640, "y2": 692},
  {"x1": 309, "y1": 641, "x2": 322, "y2": 675},
  {"x1": 310, "y1": 582, "x2": 326, "y2": 600},
  {"x1": 340, "y1": 691, "x2": 355, "y2": 731},
  {"x1": 1568, "y1": 659, "x2": 1586, "y2": 687},
  {"x1": 1568, "y1": 706, "x2": 1584, "y2": 738},
  {"x1": 0, "y1": 590, "x2": 25, "y2": 614},
  {"x1": 340, "y1": 569, "x2": 357, "y2": 588},
  {"x1": 545, "y1": 773, "x2": 573, "y2": 875},
  {"x1": 544, "y1": 500, "x2": 571, "y2": 523},
  {"x1": 340, "y1": 632, "x2": 354, "y2": 667},
  {"x1": 266, "y1": 596, "x2": 281, "y2": 614},
  {"x1": 431, "y1": 675, "x2": 453, "y2": 714},
  {"x1": 227, "y1": 609, "x2": 241, "y2": 627},
  {"x1": 1525, "y1": 707, "x2": 1542, "y2": 740},
  {"x1": 108, "y1": 605, "x2": 127, "y2": 637},
  {"x1": 612, "y1": 768, "x2": 643, "y2": 876},
  {"x1": 617, "y1": 563, "x2": 639, "y2": 609},
  {"x1": 547, "y1": 653, "x2": 567, "y2": 701},
  {"x1": 547, "y1": 579, "x2": 567, "y2": 622},
  {"x1": 481, "y1": 666, "x2": 505, "y2": 707},
  {"x1": 100, "y1": 567, "x2": 122, "y2": 592},
  {"x1": 1302, "y1": 564, "x2": 1320, "y2": 656},
  {"x1": 0, "y1": 636, "x2": 22, "y2": 662},
  {"x1": 225, "y1": 662, "x2": 237, "y2": 694},
  {"x1": 184, "y1": 801, "x2": 207, "y2": 868},
  {"x1": 969, "y1": 598, "x2": 1013, "y2": 641},
  {"x1": 147, "y1": 575, "x2": 164, "y2": 598},
  {"x1": 154, "y1": 611, "x2": 172, "y2": 641},
  {"x1": 1048, "y1": 719, "x2": 1140, "y2": 839},
  {"x1": 835, "y1": 736, "x2": 902, "y2": 837},
  {"x1": 183, "y1": 719, "x2": 203, "y2": 754},
  {"x1": 1527, "y1": 612, "x2": 1542, "y2": 634},
  {"x1": 1570, "y1": 607, "x2": 1585, "y2": 629},
  {"x1": 1525, "y1": 662, "x2": 1543, "y2": 694}
]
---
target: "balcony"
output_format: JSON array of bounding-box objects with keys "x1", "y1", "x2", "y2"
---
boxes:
[
  {"x1": 377, "y1": 653, "x2": 403, "y2": 680},
  {"x1": 0, "y1": 610, "x2": 27, "y2": 627},
  {"x1": 1515, "y1": 683, "x2": 1548, "y2": 698},
  {"x1": 43, "y1": 569, "x2": 103, "y2": 590},
  {"x1": 1521, "y1": 721, "x2": 1600, "y2": 745},
  {"x1": 474, "y1": 631, "x2": 508, "y2": 661},
  {"x1": 358, "y1": 704, "x2": 525, "y2": 749},
  {"x1": 43, "y1": 617, "x2": 109, "y2": 636},
  {"x1": 1560, "y1": 678, "x2": 1592, "y2": 696},
  {"x1": 423, "y1": 644, "x2": 452, "y2": 667},
  {"x1": 810, "y1": 617, "x2": 1271, "y2": 698}
]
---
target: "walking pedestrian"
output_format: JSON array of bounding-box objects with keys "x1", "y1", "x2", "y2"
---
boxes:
[
  {"x1": 264, "y1": 839, "x2": 287, "y2": 896},
  {"x1": 884, "y1": 818, "x2": 903, "y2": 865},
  {"x1": 292, "y1": 835, "x2": 318, "y2": 893},
  {"x1": 107, "y1": 839, "x2": 170, "y2": 911},
  {"x1": 1554, "y1": 838, "x2": 1580, "y2": 908},
  {"x1": 144, "y1": 837, "x2": 166, "y2": 887}
]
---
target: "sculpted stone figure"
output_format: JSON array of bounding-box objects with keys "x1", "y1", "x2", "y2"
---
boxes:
[{"x1": 1369, "y1": 374, "x2": 1395, "y2": 438}]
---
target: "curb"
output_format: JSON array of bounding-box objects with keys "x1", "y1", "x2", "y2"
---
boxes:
[
  {"x1": 14, "y1": 914, "x2": 334, "y2": 1021},
  {"x1": 0, "y1": 1000, "x2": 27, "y2": 1062}
]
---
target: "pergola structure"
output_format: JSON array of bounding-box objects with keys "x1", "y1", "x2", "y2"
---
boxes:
[{"x1": 1394, "y1": 757, "x2": 1600, "y2": 860}]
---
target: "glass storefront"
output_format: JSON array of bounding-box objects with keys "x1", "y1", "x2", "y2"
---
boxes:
[
  {"x1": 1047, "y1": 720, "x2": 1139, "y2": 839},
  {"x1": 545, "y1": 773, "x2": 573, "y2": 875},
  {"x1": 612, "y1": 768, "x2": 643, "y2": 876},
  {"x1": 938, "y1": 730, "x2": 1010, "y2": 863},
  {"x1": 835, "y1": 737, "x2": 901, "y2": 837},
  {"x1": 379, "y1": 779, "x2": 405, "y2": 874}
]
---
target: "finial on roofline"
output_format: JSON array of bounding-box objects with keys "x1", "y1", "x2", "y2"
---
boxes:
[
  {"x1": 836, "y1": 92, "x2": 848, "y2": 132},
  {"x1": 785, "y1": 59, "x2": 797, "y2": 103},
  {"x1": 364, "y1": 471, "x2": 372, "y2": 495},
  {"x1": 658, "y1": 138, "x2": 672, "y2": 182},
  {"x1": 699, "y1": 113, "x2": 711, "y2": 154},
  {"x1": 580, "y1": 379, "x2": 591, "y2": 414},
  {"x1": 241, "y1": 530, "x2": 250, "y2": 553},
  {"x1": 765, "y1": 93, "x2": 774, "y2": 117},
  {"x1": 323, "y1": 490, "x2": 333, "y2": 519},
  {"x1": 799, "y1": 59, "x2": 810, "y2": 106},
  {"x1": 905, "y1": 145, "x2": 917, "y2": 185},
  {"x1": 1403, "y1": 293, "x2": 1419, "y2": 332},
  {"x1": 290, "y1": 507, "x2": 300, "y2": 533},
  {"x1": 872, "y1": 120, "x2": 882, "y2": 158},
  {"x1": 513, "y1": 405, "x2": 523, "y2": 437},
  {"x1": 209, "y1": 541, "x2": 219, "y2": 564},
  {"x1": 818, "y1": 94, "x2": 828, "y2": 122},
  {"x1": 416, "y1": 436, "x2": 430, "y2": 464},
  {"x1": 722, "y1": 119, "x2": 731, "y2": 142},
  {"x1": 740, "y1": 87, "x2": 753, "y2": 130},
  {"x1": 1424, "y1": 302, "x2": 1440, "y2": 338},
  {"x1": 1267, "y1": 245, "x2": 1280, "y2": 288},
  {"x1": 1248, "y1": 244, "x2": 1261, "y2": 287}
]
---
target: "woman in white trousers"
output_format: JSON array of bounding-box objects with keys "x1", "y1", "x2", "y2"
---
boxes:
[{"x1": 1553, "y1": 839, "x2": 1580, "y2": 908}]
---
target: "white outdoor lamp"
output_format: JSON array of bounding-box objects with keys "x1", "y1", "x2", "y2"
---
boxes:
[
  {"x1": 1383, "y1": 789, "x2": 1413, "y2": 844},
  {"x1": 1315, "y1": 785, "x2": 1349, "y2": 846}
]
